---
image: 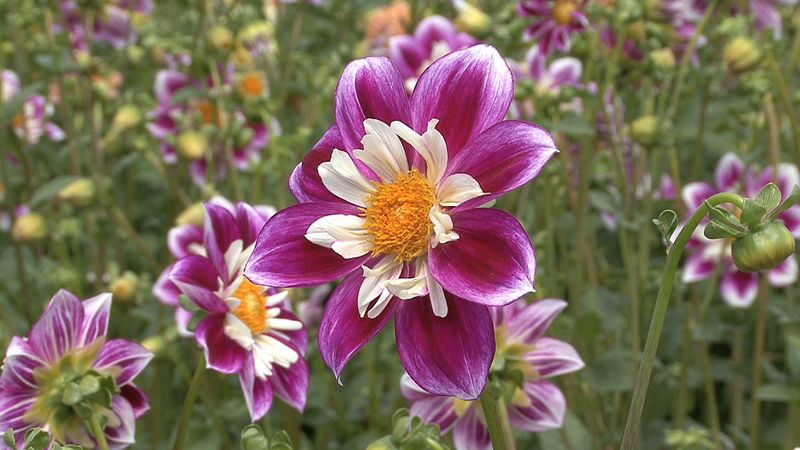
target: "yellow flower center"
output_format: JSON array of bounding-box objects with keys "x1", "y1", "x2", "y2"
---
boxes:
[
  {"x1": 553, "y1": 0, "x2": 577, "y2": 26},
  {"x1": 363, "y1": 169, "x2": 436, "y2": 262},
  {"x1": 239, "y1": 72, "x2": 265, "y2": 97},
  {"x1": 232, "y1": 279, "x2": 269, "y2": 334}
]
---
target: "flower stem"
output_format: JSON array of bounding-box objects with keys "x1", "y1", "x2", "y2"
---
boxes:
[
  {"x1": 749, "y1": 280, "x2": 770, "y2": 450},
  {"x1": 620, "y1": 192, "x2": 744, "y2": 450},
  {"x1": 479, "y1": 385, "x2": 516, "y2": 450},
  {"x1": 90, "y1": 414, "x2": 111, "y2": 450},
  {"x1": 172, "y1": 355, "x2": 206, "y2": 450}
]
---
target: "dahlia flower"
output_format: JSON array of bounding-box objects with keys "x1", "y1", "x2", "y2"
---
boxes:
[
  {"x1": 0, "y1": 290, "x2": 152, "y2": 449},
  {"x1": 153, "y1": 197, "x2": 275, "y2": 336},
  {"x1": 169, "y1": 203, "x2": 308, "y2": 420},
  {"x1": 401, "y1": 299, "x2": 584, "y2": 450},
  {"x1": 245, "y1": 45, "x2": 558, "y2": 399},
  {"x1": 59, "y1": 1, "x2": 153, "y2": 52},
  {"x1": 389, "y1": 16, "x2": 478, "y2": 91},
  {"x1": 2, "y1": 70, "x2": 65, "y2": 145},
  {"x1": 518, "y1": 0, "x2": 589, "y2": 56},
  {"x1": 681, "y1": 153, "x2": 800, "y2": 307},
  {"x1": 750, "y1": 0, "x2": 797, "y2": 37},
  {"x1": 147, "y1": 68, "x2": 271, "y2": 185}
]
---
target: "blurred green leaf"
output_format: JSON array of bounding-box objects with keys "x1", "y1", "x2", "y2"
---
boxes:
[
  {"x1": 28, "y1": 176, "x2": 79, "y2": 209},
  {"x1": 756, "y1": 383, "x2": 800, "y2": 402}
]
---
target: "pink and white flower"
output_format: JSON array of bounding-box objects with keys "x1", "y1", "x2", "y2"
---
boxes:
[
  {"x1": 58, "y1": 1, "x2": 153, "y2": 52},
  {"x1": 681, "y1": 153, "x2": 800, "y2": 307},
  {"x1": 750, "y1": 0, "x2": 797, "y2": 37},
  {"x1": 169, "y1": 203, "x2": 308, "y2": 420},
  {"x1": 518, "y1": 0, "x2": 589, "y2": 56},
  {"x1": 2, "y1": 70, "x2": 65, "y2": 146},
  {"x1": 389, "y1": 15, "x2": 478, "y2": 91},
  {"x1": 401, "y1": 299, "x2": 584, "y2": 450},
  {"x1": 0, "y1": 290, "x2": 152, "y2": 449},
  {"x1": 244, "y1": 45, "x2": 558, "y2": 399}
]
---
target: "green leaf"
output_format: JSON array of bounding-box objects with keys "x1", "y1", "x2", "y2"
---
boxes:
[
  {"x1": 538, "y1": 413, "x2": 593, "y2": 450},
  {"x1": 706, "y1": 203, "x2": 746, "y2": 232},
  {"x1": 269, "y1": 430, "x2": 293, "y2": 450},
  {"x1": 28, "y1": 176, "x2": 80, "y2": 209},
  {"x1": 240, "y1": 424, "x2": 269, "y2": 450},
  {"x1": 0, "y1": 82, "x2": 44, "y2": 122},
  {"x1": 756, "y1": 383, "x2": 800, "y2": 402},
  {"x1": 584, "y1": 350, "x2": 633, "y2": 393},
  {"x1": 754, "y1": 182, "x2": 782, "y2": 212},
  {"x1": 739, "y1": 199, "x2": 767, "y2": 229},
  {"x1": 653, "y1": 209, "x2": 678, "y2": 245},
  {"x1": 548, "y1": 112, "x2": 595, "y2": 137},
  {"x1": 703, "y1": 222, "x2": 744, "y2": 240},
  {"x1": 4, "y1": 429, "x2": 16, "y2": 449},
  {"x1": 769, "y1": 185, "x2": 800, "y2": 218}
]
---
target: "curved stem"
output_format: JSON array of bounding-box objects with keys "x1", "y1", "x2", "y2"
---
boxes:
[
  {"x1": 172, "y1": 355, "x2": 206, "y2": 450},
  {"x1": 620, "y1": 192, "x2": 744, "y2": 450},
  {"x1": 479, "y1": 385, "x2": 516, "y2": 450},
  {"x1": 90, "y1": 414, "x2": 111, "y2": 450}
]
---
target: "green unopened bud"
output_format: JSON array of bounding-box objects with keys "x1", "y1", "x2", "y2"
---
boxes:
[
  {"x1": 724, "y1": 37, "x2": 761, "y2": 73},
  {"x1": 176, "y1": 202, "x2": 205, "y2": 226},
  {"x1": 112, "y1": 105, "x2": 142, "y2": 131},
  {"x1": 240, "y1": 424, "x2": 269, "y2": 450},
  {"x1": 732, "y1": 220, "x2": 795, "y2": 272},
  {"x1": 176, "y1": 131, "x2": 208, "y2": 160},
  {"x1": 57, "y1": 178, "x2": 95, "y2": 206},
  {"x1": 650, "y1": 48, "x2": 675, "y2": 70},
  {"x1": 12, "y1": 213, "x2": 47, "y2": 243},
  {"x1": 110, "y1": 272, "x2": 138, "y2": 303},
  {"x1": 630, "y1": 115, "x2": 659, "y2": 146},
  {"x1": 454, "y1": 2, "x2": 491, "y2": 35},
  {"x1": 61, "y1": 382, "x2": 83, "y2": 406},
  {"x1": 207, "y1": 25, "x2": 234, "y2": 51}
]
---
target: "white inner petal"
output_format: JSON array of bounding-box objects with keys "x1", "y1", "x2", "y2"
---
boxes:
[
  {"x1": 429, "y1": 205, "x2": 459, "y2": 247},
  {"x1": 354, "y1": 118, "x2": 409, "y2": 182},
  {"x1": 358, "y1": 258, "x2": 403, "y2": 318},
  {"x1": 305, "y1": 214, "x2": 373, "y2": 258},
  {"x1": 437, "y1": 173, "x2": 485, "y2": 207},
  {"x1": 391, "y1": 119, "x2": 448, "y2": 185},
  {"x1": 318, "y1": 149, "x2": 375, "y2": 207}
]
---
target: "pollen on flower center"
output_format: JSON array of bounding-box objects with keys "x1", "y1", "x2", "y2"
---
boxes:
[
  {"x1": 553, "y1": 0, "x2": 577, "y2": 25},
  {"x1": 363, "y1": 169, "x2": 436, "y2": 262},
  {"x1": 232, "y1": 279, "x2": 269, "y2": 334}
]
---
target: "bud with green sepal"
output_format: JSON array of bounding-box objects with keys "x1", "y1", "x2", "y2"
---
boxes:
[{"x1": 365, "y1": 409, "x2": 451, "y2": 450}]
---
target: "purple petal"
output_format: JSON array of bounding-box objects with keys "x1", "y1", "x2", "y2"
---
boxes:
[
  {"x1": 447, "y1": 120, "x2": 557, "y2": 205},
  {"x1": 318, "y1": 270, "x2": 397, "y2": 380},
  {"x1": 0, "y1": 392, "x2": 36, "y2": 439},
  {"x1": 682, "y1": 181, "x2": 716, "y2": 212},
  {"x1": 235, "y1": 202, "x2": 270, "y2": 246},
  {"x1": 402, "y1": 374, "x2": 461, "y2": 432},
  {"x1": 120, "y1": 384, "x2": 150, "y2": 418},
  {"x1": 505, "y1": 298, "x2": 567, "y2": 343},
  {"x1": 272, "y1": 309, "x2": 308, "y2": 355},
  {"x1": 154, "y1": 70, "x2": 190, "y2": 104},
  {"x1": 395, "y1": 294, "x2": 494, "y2": 400},
  {"x1": 507, "y1": 380, "x2": 566, "y2": 432},
  {"x1": 203, "y1": 203, "x2": 241, "y2": 285},
  {"x1": 244, "y1": 202, "x2": 369, "y2": 288},
  {"x1": 720, "y1": 269, "x2": 759, "y2": 308},
  {"x1": 767, "y1": 255, "x2": 798, "y2": 287},
  {"x1": 453, "y1": 408, "x2": 491, "y2": 450},
  {"x1": 715, "y1": 152, "x2": 744, "y2": 191},
  {"x1": 525, "y1": 337, "x2": 584, "y2": 378},
  {"x1": 170, "y1": 255, "x2": 228, "y2": 313},
  {"x1": 167, "y1": 224, "x2": 203, "y2": 259},
  {"x1": 175, "y1": 307, "x2": 194, "y2": 337},
  {"x1": 334, "y1": 57, "x2": 411, "y2": 151},
  {"x1": 105, "y1": 395, "x2": 136, "y2": 449},
  {"x1": 239, "y1": 358, "x2": 274, "y2": 421},
  {"x1": 29, "y1": 289, "x2": 85, "y2": 363},
  {"x1": 0, "y1": 337, "x2": 45, "y2": 393},
  {"x1": 682, "y1": 252, "x2": 717, "y2": 283},
  {"x1": 78, "y1": 293, "x2": 111, "y2": 347},
  {"x1": 779, "y1": 206, "x2": 800, "y2": 238},
  {"x1": 153, "y1": 266, "x2": 181, "y2": 306},
  {"x1": 548, "y1": 57, "x2": 582, "y2": 87},
  {"x1": 289, "y1": 125, "x2": 347, "y2": 204},
  {"x1": 195, "y1": 314, "x2": 248, "y2": 374},
  {"x1": 272, "y1": 354, "x2": 309, "y2": 412},
  {"x1": 412, "y1": 45, "x2": 514, "y2": 158},
  {"x1": 429, "y1": 208, "x2": 535, "y2": 306},
  {"x1": 95, "y1": 339, "x2": 153, "y2": 385}
]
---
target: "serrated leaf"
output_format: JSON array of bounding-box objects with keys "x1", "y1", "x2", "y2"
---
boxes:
[
  {"x1": 754, "y1": 183, "x2": 782, "y2": 212},
  {"x1": 756, "y1": 383, "x2": 800, "y2": 402},
  {"x1": 28, "y1": 176, "x2": 80, "y2": 208},
  {"x1": 770, "y1": 185, "x2": 800, "y2": 218},
  {"x1": 740, "y1": 199, "x2": 767, "y2": 228},
  {"x1": 706, "y1": 203, "x2": 746, "y2": 232}
]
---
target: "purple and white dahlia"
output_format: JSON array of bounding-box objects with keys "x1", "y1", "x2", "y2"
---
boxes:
[
  {"x1": 2, "y1": 70, "x2": 65, "y2": 146},
  {"x1": 389, "y1": 15, "x2": 478, "y2": 91},
  {"x1": 59, "y1": 1, "x2": 153, "y2": 52},
  {"x1": 518, "y1": 0, "x2": 589, "y2": 56},
  {"x1": 681, "y1": 153, "x2": 800, "y2": 307},
  {"x1": 169, "y1": 203, "x2": 308, "y2": 421},
  {"x1": 401, "y1": 299, "x2": 584, "y2": 450},
  {"x1": 0, "y1": 290, "x2": 152, "y2": 449},
  {"x1": 244, "y1": 45, "x2": 558, "y2": 399}
]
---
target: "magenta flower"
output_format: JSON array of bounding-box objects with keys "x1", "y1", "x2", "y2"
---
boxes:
[
  {"x1": 146, "y1": 68, "x2": 271, "y2": 185},
  {"x1": 518, "y1": 0, "x2": 588, "y2": 56},
  {"x1": 681, "y1": 153, "x2": 800, "y2": 307},
  {"x1": 244, "y1": 45, "x2": 558, "y2": 399},
  {"x1": 389, "y1": 16, "x2": 478, "y2": 90},
  {"x1": 0, "y1": 290, "x2": 152, "y2": 449},
  {"x1": 750, "y1": 0, "x2": 797, "y2": 37},
  {"x1": 153, "y1": 197, "x2": 276, "y2": 336},
  {"x1": 169, "y1": 203, "x2": 308, "y2": 420},
  {"x1": 401, "y1": 299, "x2": 584, "y2": 450},
  {"x1": 2, "y1": 70, "x2": 65, "y2": 146},
  {"x1": 58, "y1": 1, "x2": 153, "y2": 52}
]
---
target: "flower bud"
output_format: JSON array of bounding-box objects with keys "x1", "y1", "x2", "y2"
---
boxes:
[
  {"x1": 207, "y1": 25, "x2": 234, "y2": 51},
  {"x1": 454, "y1": 1, "x2": 491, "y2": 35},
  {"x1": 112, "y1": 105, "x2": 142, "y2": 131},
  {"x1": 176, "y1": 131, "x2": 208, "y2": 160},
  {"x1": 650, "y1": 48, "x2": 675, "y2": 70},
  {"x1": 176, "y1": 202, "x2": 205, "y2": 226},
  {"x1": 141, "y1": 336, "x2": 166, "y2": 354},
  {"x1": 732, "y1": 220, "x2": 795, "y2": 272},
  {"x1": 57, "y1": 178, "x2": 95, "y2": 206},
  {"x1": 126, "y1": 45, "x2": 144, "y2": 64},
  {"x1": 12, "y1": 213, "x2": 47, "y2": 243},
  {"x1": 630, "y1": 115, "x2": 659, "y2": 146},
  {"x1": 110, "y1": 272, "x2": 138, "y2": 303},
  {"x1": 724, "y1": 37, "x2": 761, "y2": 74}
]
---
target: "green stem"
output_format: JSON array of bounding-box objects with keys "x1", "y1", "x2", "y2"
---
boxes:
[
  {"x1": 479, "y1": 385, "x2": 516, "y2": 450},
  {"x1": 90, "y1": 414, "x2": 111, "y2": 450},
  {"x1": 172, "y1": 355, "x2": 206, "y2": 450},
  {"x1": 620, "y1": 192, "x2": 744, "y2": 450},
  {"x1": 749, "y1": 280, "x2": 770, "y2": 450}
]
